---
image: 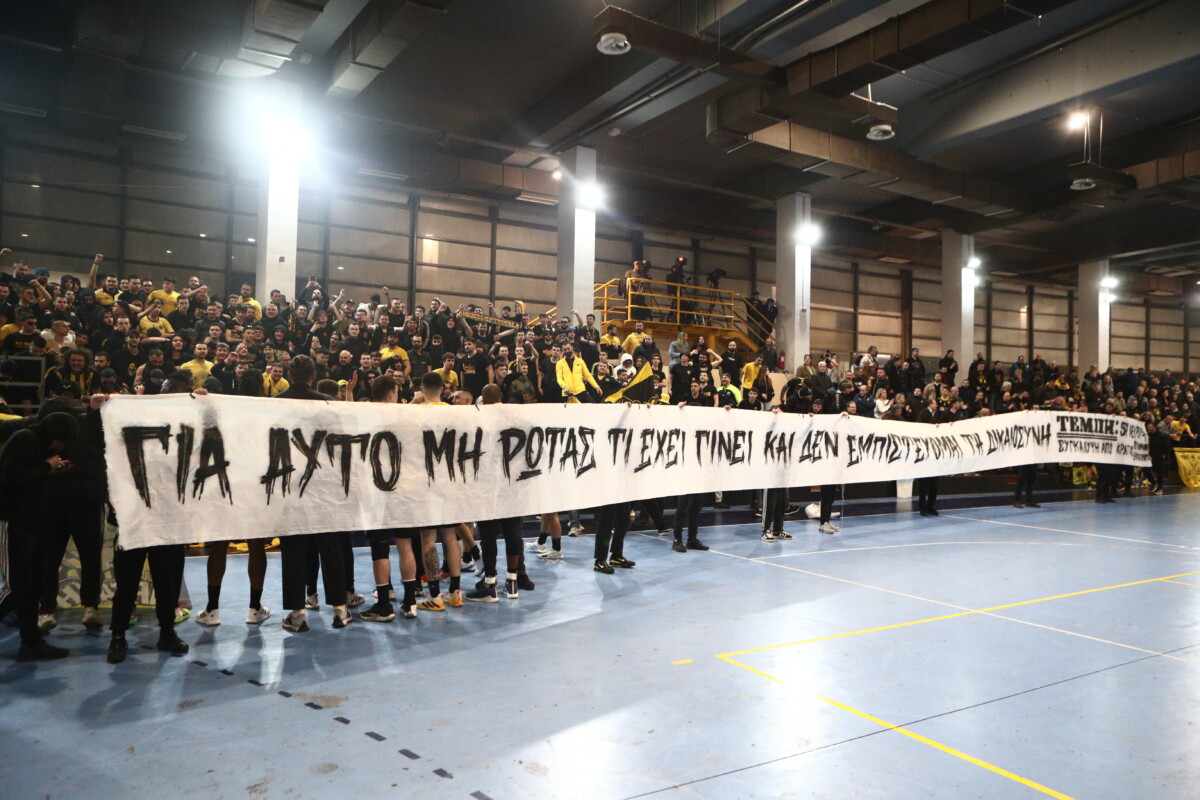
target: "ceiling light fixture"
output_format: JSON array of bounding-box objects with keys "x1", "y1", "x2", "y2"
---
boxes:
[
  {"x1": 966, "y1": 256, "x2": 981, "y2": 270},
  {"x1": 596, "y1": 32, "x2": 631, "y2": 56},
  {"x1": 516, "y1": 191, "x2": 559, "y2": 206},
  {"x1": 866, "y1": 123, "x2": 895, "y2": 141},
  {"x1": 551, "y1": 170, "x2": 562, "y2": 181},
  {"x1": 1100, "y1": 276, "x2": 1119, "y2": 289},
  {"x1": 247, "y1": 237, "x2": 256, "y2": 243},
  {"x1": 199, "y1": 233, "x2": 206, "y2": 238},
  {"x1": 337, "y1": 265, "x2": 345, "y2": 270},
  {"x1": 20, "y1": 233, "x2": 28, "y2": 238},
  {"x1": 166, "y1": 250, "x2": 173, "y2": 254},
  {"x1": 30, "y1": 184, "x2": 40, "y2": 189},
  {"x1": 1069, "y1": 177, "x2": 1097, "y2": 191},
  {"x1": 1067, "y1": 111, "x2": 1089, "y2": 131},
  {"x1": 357, "y1": 168, "x2": 410, "y2": 181}
]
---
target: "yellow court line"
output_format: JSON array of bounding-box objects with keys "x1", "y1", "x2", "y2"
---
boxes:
[
  {"x1": 818, "y1": 695, "x2": 1079, "y2": 800},
  {"x1": 716, "y1": 654, "x2": 783, "y2": 683},
  {"x1": 671, "y1": 659, "x2": 694, "y2": 665},
  {"x1": 755, "y1": 539, "x2": 1170, "y2": 560},
  {"x1": 939, "y1": 513, "x2": 1200, "y2": 551},
  {"x1": 715, "y1": 562, "x2": 1200, "y2": 660},
  {"x1": 1162, "y1": 579, "x2": 1200, "y2": 588}
]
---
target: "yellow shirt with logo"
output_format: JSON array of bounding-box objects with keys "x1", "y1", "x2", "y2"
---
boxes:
[
  {"x1": 181, "y1": 358, "x2": 212, "y2": 390},
  {"x1": 138, "y1": 314, "x2": 174, "y2": 336},
  {"x1": 147, "y1": 289, "x2": 181, "y2": 316}
]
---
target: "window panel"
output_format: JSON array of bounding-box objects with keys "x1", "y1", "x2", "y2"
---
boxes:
[
  {"x1": 126, "y1": 200, "x2": 228, "y2": 238},
  {"x1": 328, "y1": 256, "x2": 407, "y2": 287},
  {"x1": 3, "y1": 181, "x2": 120, "y2": 226},
  {"x1": 496, "y1": 224, "x2": 555, "y2": 253},
  {"x1": 124, "y1": 232, "x2": 225, "y2": 270},
  {"x1": 494, "y1": 274, "x2": 555, "y2": 306},
  {"x1": 1110, "y1": 303, "x2": 1143, "y2": 322},
  {"x1": 497, "y1": 249, "x2": 555, "y2": 278},
  {"x1": 126, "y1": 167, "x2": 225, "y2": 208},
  {"x1": 4, "y1": 146, "x2": 120, "y2": 189},
  {"x1": 330, "y1": 228, "x2": 409, "y2": 261},
  {"x1": 596, "y1": 236, "x2": 632, "y2": 264},
  {"x1": 416, "y1": 238, "x2": 489, "y2": 270},
  {"x1": 416, "y1": 211, "x2": 490, "y2": 245},
  {"x1": 331, "y1": 197, "x2": 411, "y2": 235},
  {"x1": 3, "y1": 217, "x2": 119, "y2": 260},
  {"x1": 701, "y1": 251, "x2": 751, "y2": 280}
]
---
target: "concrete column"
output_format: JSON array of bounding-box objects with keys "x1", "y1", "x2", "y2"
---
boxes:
[
  {"x1": 556, "y1": 147, "x2": 597, "y2": 319},
  {"x1": 254, "y1": 82, "x2": 302, "y2": 303},
  {"x1": 775, "y1": 193, "x2": 812, "y2": 360},
  {"x1": 1077, "y1": 259, "x2": 1112, "y2": 371},
  {"x1": 941, "y1": 231, "x2": 976, "y2": 366}
]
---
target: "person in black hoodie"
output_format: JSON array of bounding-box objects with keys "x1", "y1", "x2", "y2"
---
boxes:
[
  {"x1": 0, "y1": 412, "x2": 77, "y2": 661},
  {"x1": 1146, "y1": 420, "x2": 1171, "y2": 495},
  {"x1": 37, "y1": 400, "x2": 107, "y2": 632}
]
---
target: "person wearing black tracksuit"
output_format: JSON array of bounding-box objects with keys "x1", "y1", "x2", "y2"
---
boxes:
[
  {"x1": 915, "y1": 399, "x2": 948, "y2": 516},
  {"x1": 593, "y1": 502, "x2": 635, "y2": 573}
]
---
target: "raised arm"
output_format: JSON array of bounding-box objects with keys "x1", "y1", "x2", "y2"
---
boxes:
[{"x1": 85, "y1": 253, "x2": 103, "y2": 289}]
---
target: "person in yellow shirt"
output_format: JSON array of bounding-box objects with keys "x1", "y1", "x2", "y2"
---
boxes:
[
  {"x1": 137, "y1": 301, "x2": 174, "y2": 336},
  {"x1": 556, "y1": 342, "x2": 600, "y2": 402},
  {"x1": 262, "y1": 363, "x2": 290, "y2": 397},
  {"x1": 599, "y1": 324, "x2": 623, "y2": 360},
  {"x1": 239, "y1": 282, "x2": 262, "y2": 321},
  {"x1": 740, "y1": 353, "x2": 765, "y2": 390},
  {"x1": 415, "y1": 371, "x2": 464, "y2": 611},
  {"x1": 433, "y1": 352, "x2": 459, "y2": 396},
  {"x1": 621, "y1": 320, "x2": 647, "y2": 354},
  {"x1": 146, "y1": 276, "x2": 181, "y2": 316},
  {"x1": 180, "y1": 342, "x2": 213, "y2": 390}
]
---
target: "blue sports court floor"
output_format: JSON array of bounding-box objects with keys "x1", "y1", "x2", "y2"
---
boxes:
[{"x1": 4, "y1": 489, "x2": 1200, "y2": 799}]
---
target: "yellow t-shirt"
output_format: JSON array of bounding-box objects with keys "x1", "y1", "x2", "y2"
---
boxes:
[
  {"x1": 0, "y1": 322, "x2": 17, "y2": 348},
  {"x1": 95, "y1": 289, "x2": 118, "y2": 307},
  {"x1": 433, "y1": 368, "x2": 459, "y2": 390},
  {"x1": 380, "y1": 345, "x2": 409, "y2": 363},
  {"x1": 425, "y1": 400, "x2": 449, "y2": 406},
  {"x1": 741, "y1": 361, "x2": 763, "y2": 390},
  {"x1": 138, "y1": 315, "x2": 174, "y2": 336},
  {"x1": 181, "y1": 358, "x2": 212, "y2": 390},
  {"x1": 147, "y1": 289, "x2": 181, "y2": 316},
  {"x1": 622, "y1": 332, "x2": 647, "y2": 354}
]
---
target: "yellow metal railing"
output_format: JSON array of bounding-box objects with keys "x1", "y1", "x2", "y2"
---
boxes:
[{"x1": 594, "y1": 277, "x2": 774, "y2": 348}]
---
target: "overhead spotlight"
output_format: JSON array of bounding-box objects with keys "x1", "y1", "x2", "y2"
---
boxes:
[
  {"x1": 577, "y1": 180, "x2": 605, "y2": 211},
  {"x1": 165, "y1": 250, "x2": 173, "y2": 254},
  {"x1": 30, "y1": 184, "x2": 39, "y2": 189},
  {"x1": 551, "y1": 169, "x2": 562, "y2": 181},
  {"x1": 596, "y1": 32, "x2": 631, "y2": 56},
  {"x1": 247, "y1": 237, "x2": 256, "y2": 243},
  {"x1": 199, "y1": 233, "x2": 206, "y2": 238},
  {"x1": 337, "y1": 265, "x2": 345, "y2": 270},
  {"x1": 1069, "y1": 177, "x2": 1097, "y2": 191},
  {"x1": 1100, "y1": 276, "x2": 1119, "y2": 289},
  {"x1": 796, "y1": 222, "x2": 822, "y2": 247},
  {"x1": 1067, "y1": 111, "x2": 1089, "y2": 130},
  {"x1": 866, "y1": 123, "x2": 895, "y2": 141},
  {"x1": 966, "y1": 256, "x2": 981, "y2": 270},
  {"x1": 20, "y1": 233, "x2": 28, "y2": 238}
]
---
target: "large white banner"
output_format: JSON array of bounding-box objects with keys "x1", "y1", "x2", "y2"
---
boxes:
[{"x1": 100, "y1": 396, "x2": 1149, "y2": 548}]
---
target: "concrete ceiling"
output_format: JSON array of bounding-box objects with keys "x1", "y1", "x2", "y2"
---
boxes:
[{"x1": 2, "y1": 0, "x2": 1199, "y2": 291}]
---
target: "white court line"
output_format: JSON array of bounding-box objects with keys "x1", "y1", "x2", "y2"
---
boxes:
[
  {"x1": 755, "y1": 539, "x2": 1180, "y2": 560},
  {"x1": 939, "y1": 513, "x2": 1200, "y2": 551},
  {"x1": 705, "y1": 548, "x2": 1197, "y2": 663}
]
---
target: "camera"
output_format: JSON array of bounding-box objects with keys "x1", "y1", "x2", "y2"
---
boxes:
[{"x1": 706, "y1": 268, "x2": 727, "y2": 288}]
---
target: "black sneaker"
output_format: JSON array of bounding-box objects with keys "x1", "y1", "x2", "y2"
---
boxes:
[
  {"x1": 156, "y1": 634, "x2": 189, "y2": 655},
  {"x1": 517, "y1": 573, "x2": 535, "y2": 591},
  {"x1": 503, "y1": 578, "x2": 519, "y2": 599},
  {"x1": 106, "y1": 636, "x2": 127, "y2": 664},
  {"x1": 593, "y1": 561, "x2": 615, "y2": 574},
  {"x1": 672, "y1": 540, "x2": 687, "y2": 553},
  {"x1": 928, "y1": 509, "x2": 940, "y2": 517},
  {"x1": 466, "y1": 581, "x2": 498, "y2": 603},
  {"x1": 686, "y1": 539, "x2": 709, "y2": 551},
  {"x1": 1027, "y1": 502, "x2": 1042, "y2": 508},
  {"x1": 361, "y1": 601, "x2": 396, "y2": 622},
  {"x1": 1014, "y1": 501, "x2": 1025, "y2": 508},
  {"x1": 15, "y1": 641, "x2": 69, "y2": 662},
  {"x1": 609, "y1": 555, "x2": 636, "y2": 569},
  {"x1": 784, "y1": 505, "x2": 801, "y2": 515}
]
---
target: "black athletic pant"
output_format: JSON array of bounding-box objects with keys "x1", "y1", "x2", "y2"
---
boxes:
[
  {"x1": 109, "y1": 544, "x2": 184, "y2": 636},
  {"x1": 917, "y1": 477, "x2": 939, "y2": 512},
  {"x1": 1014, "y1": 465, "x2": 1037, "y2": 504},
  {"x1": 4, "y1": 523, "x2": 44, "y2": 646},
  {"x1": 638, "y1": 497, "x2": 668, "y2": 529},
  {"x1": 478, "y1": 517, "x2": 522, "y2": 578},
  {"x1": 282, "y1": 533, "x2": 346, "y2": 611},
  {"x1": 819, "y1": 485, "x2": 837, "y2": 523},
  {"x1": 672, "y1": 493, "x2": 703, "y2": 541},
  {"x1": 40, "y1": 501, "x2": 104, "y2": 613},
  {"x1": 595, "y1": 502, "x2": 631, "y2": 562},
  {"x1": 1095, "y1": 463, "x2": 1118, "y2": 500},
  {"x1": 762, "y1": 488, "x2": 787, "y2": 533}
]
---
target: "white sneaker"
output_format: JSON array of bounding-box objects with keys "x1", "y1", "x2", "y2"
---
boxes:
[
  {"x1": 473, "y1": 559, "x2": 486, "y2": 576},
  {"x1": 819, "y1": 522, "x2": 838, "y2": 534},
  {"x1": 195, "y1": 608, "x2": 221, "y2": 626},
  {"x1": 332, "y1": 606, "x2": 354, "y2": 628},
  {"x1": 539, "y1": 549, "x2": 564, "y2": 561},
  {"x1": 346, "y1": 591, "x2": 366, "y2": 609},
  {"x1": 774, "y1": 530, "x2": 794, "y2": 540},
  {"x1": 245, "y1": 606, "x2": 271, "y2": 625},
  {"x1": 37, "y1": 613, "x2": 57, "y2": 631},
  {"x1": 526, "y1": 541, "x2": 547, "y2": 554},
  {"x1": 760, "y1": 531, "x2": 777, "y2": 542},
  {"x1": 304, "y1": 593, "x2": 319, "y2": 610},
  {"x1": 567, "y1": 525, "x2": 583, "y2": 537}
]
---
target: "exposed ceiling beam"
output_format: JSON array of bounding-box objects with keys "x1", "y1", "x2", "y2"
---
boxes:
[{"x1": 897, "y1": 0, "x2": 1200, "y2": 157}]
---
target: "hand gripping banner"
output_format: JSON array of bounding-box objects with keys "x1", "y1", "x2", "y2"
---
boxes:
[{"x1": 100, "y1": 395, "x2": 1150, "y2": 549}]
